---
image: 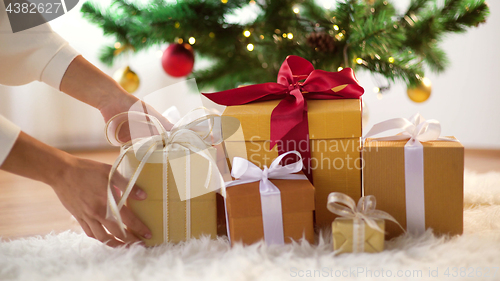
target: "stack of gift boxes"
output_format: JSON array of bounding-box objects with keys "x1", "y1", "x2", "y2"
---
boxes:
[{"x1": 108, "y1": 56, "x2": 464, "y2": 254}]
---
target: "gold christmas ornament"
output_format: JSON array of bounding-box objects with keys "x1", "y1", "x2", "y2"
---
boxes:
[
  {"x1": 113, "y1": 66, "x2": 140, "y2": 94},
  {"x1": 407, "y1": 77, "x2": 431, "y2": 103}
]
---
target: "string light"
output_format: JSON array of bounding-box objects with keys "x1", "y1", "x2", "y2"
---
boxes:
[
  {"x1": 247, "y1": 43, "x2": 254, "y2": 51},
  {"x1": 373, "y1": 87, "x2": 381, "y2": 93},
  {"x1": 337, "y1": 67, "x2": 343, "y2": 71},
  {"x1": 333, "y1": 25, "x2": 339, "y2": 31},
  {"x1": 221, "y1": 0, "x2": 228, "y2": 3},
  {"x1": 293, "y1": 7, "x2": 300, "y2": 14},
  {"x1": 177, "y1": 38, "x2": 183, "y2": 44},
  {"x1": 282, "y1": 33, "x2": 287, "y2": 38},
  {"x1": 249, "y1": 0, "x2": 256, "y2": 4},
  {"x1": 209, "y1": 32, "x2": 215, "y2": 38},
  {"x1": 388, "y1": 57, "x2": 395, "y2": 63},
  {"x1": 188, "y1": 37, "x2": 196, "y2": 44},
  {"x1": 114, "y1": 42, "x2": 121, "y2": 49},
  {"x1": 243, "y1": 30, "x2": 251, "y2": 37},
  {"x1": 287, "y1": 33, "x2": 293, "y2": 39},
  {"x1": 259, "y1": 35, "x2": 264, "y2": 39},
  {"x1": 175, "y1": 22, "x2": 180, "y2": 28},
  {"x1": 356, "y1": 58, "x2": 363, "y2": 64}
]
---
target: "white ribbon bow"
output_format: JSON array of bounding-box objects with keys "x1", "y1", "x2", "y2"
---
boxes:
[
  {"x1": 364, "y1": 113, "x2": 456, "y2": 235},
  {"x1": 105, "y1": 107, "x2": 224, "y2": 239},
  {"x1": 327, "y1": 192, "x2": 401, "y2": 233},
  {"x1": 224, "y1": 151, "x2": 308, "y2": 245}
]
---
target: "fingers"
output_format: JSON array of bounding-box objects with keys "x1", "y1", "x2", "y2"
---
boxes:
[
  {"x1": 100, "y1": 218, "x2": 143, "y2": 245},
  {"x1": 119, "y1": 205, "x2": 152, "y2": 240},
  {"x1": 87, "y1": 219, "x2": 125, "y2": 248},
  {"x1": 111, "y1": 171, "x2": 147, "y2": 201},
  {"x1": 76, "y1": 217, "x2": 94, "y2": 238}
]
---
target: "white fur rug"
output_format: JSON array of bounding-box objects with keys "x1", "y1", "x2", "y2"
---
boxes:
[{"x1": 1, "y1": 170, "x2": 500, "y2": 281}]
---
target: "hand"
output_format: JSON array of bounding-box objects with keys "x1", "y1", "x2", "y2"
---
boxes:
[{"x1": 51, "y1": 155, "x2": 152, "y2": 247}]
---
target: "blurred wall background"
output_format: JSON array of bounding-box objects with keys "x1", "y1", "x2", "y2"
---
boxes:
[{"x1": 0, "y1": 0, "x2": 498, "y2": 150}]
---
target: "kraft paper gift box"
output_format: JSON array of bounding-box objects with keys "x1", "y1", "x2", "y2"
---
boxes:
[
  {"x1": 224, "y1": 152, "x2": 315, "y2": 245},
  {"x1": 203, "y1": 56, "x2": 365, "y2": 227},
  {"x1": 122, "y1": 147, "x2": 218, "y2": 247},
  {"x1": 327, "y1": 192, "x2": 401, "y2": 254},
  {"x1": 362, "y1": 114, "x2": 464, "y2": 239},
  {"x1": 104, "y1": 108, "x2": 225, "y2": 247}
]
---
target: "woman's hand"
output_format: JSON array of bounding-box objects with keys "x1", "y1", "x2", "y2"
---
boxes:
[
  {"x1": 0, "y1": 132, "x2": 152, "y2": 247},
  {"x1": 52, "y1": 156, "x2": 151, "y2": 247}
]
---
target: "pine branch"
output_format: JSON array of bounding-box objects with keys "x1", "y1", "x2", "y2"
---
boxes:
[{"x1": 81, "y1": 0, "x2": 490, "y2": 91}]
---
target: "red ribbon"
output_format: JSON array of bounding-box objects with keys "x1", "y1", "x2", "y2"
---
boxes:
[{"x1": 202, "y1": 55, "x2": 364, "y2": 181}]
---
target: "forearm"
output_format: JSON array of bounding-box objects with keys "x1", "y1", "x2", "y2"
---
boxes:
[
  {"x1": 0, "y1": 133, "x2": 78, "y2": 231},
  {"x1": 0, "y1": 132, "x2": 72, "y2": 186},
  {"x1": 59, "y1": 55, "x2": 138, "y2": 115}
]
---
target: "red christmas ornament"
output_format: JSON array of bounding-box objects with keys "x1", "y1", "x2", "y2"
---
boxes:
[{"x1": 161, "y1": 43, "x2": 195, "y2": 77}]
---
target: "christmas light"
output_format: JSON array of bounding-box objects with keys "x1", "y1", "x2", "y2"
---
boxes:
[
  {"x1": 243, "y1": 30, "x2": 251, "y2": 37},
  {"x1": 221, "y1": 0, "x2": 228, "y2": 3},
  {"x1": 323, "y1": 3, "x2": 331, "y2": 9},
  {"x1": 388, "y1": 57, "x2": 395, "y2": 63},
  {"x1": 249, "y1": 0, "x2": 256, "y2": 4},
  {"x1": 293, "y1": 7, "x2": 299, "y2": 14},
  {"x1": 373, "y1": 87, "x2": 380, "y2": 93},
  {"x1": 287, "y1": 33, "x2": 293, "y2": 39},
  {"x1": 422, "y1": 77, "x2": 431, "y2": 87},
  {"x1": 174, "y1": 22, "x2": 180, "y2": 28},
  {"x1": 247, "y1": 43, "x2": 254, "y2": 51},
  {"x1": 114, "y1": 42, "x2": 121, "y2": 49},
  {"x1": 337, "y1": 67, "x2": 343, "y2": 71},
  {"x1": 177, "y1": 38, "x2": 183, "y2": 44},
  {"x1": 259, "y1": 35, "x2": 264, "y2": 39},
  {"x1": 209, "y1": 32, "x2": 215, "y2": 38},
  {"x1": 377, "y1": 93, "x2": 383, "y2": 100},
  {"x1": 333, "y1": 25, "x2": 339, "y2": 31},
  {"x1": 188, "y1": 37, "x2": 196, "y2": 44},
  {"x1": 356, "y1": 58, "x2": 363, "y2": 64},
  {"x1": 282, "y1": 33, "x2": 287, "y2": 38}
]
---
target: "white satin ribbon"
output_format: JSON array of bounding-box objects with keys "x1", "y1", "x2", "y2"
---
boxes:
[
  {"x1": 224, "y1": 151, "x2": 307, "y2": 245},
  {"x1": 327, "y1": 192, "x2": 403, "y2": 252},
  {"x1": 105, "y1": 107, "x2": 224, "y2": 240},
  {"x1": 364, "y1": 113, "x2": 457, "y2": 235}
]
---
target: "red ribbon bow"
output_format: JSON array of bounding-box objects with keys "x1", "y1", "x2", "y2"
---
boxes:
[{"x1": 203, "y1": 55, "x2": 364, "y2": 180}]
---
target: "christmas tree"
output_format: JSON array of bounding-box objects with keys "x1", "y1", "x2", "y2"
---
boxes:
[{"x1": 81, "y1": 0, "x2": 489, "y2": 92}]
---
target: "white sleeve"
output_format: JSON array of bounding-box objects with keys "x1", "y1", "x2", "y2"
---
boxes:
[
  {"x1": 0, "y1": 115, "x2": 21, "y2": 166},
  {"x1": 0, "y1": 1, "x2": 80, "y2": 89}
]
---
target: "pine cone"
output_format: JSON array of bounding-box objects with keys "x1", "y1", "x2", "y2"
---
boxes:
[{"x1": 306, "y1": 32, "x2": 335, "y2": 52}]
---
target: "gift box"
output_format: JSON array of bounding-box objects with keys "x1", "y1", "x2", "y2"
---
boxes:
[
  {"x1": 204, "y1": 56, "x2": 364, "y2": 226},
  {"x1": 363, "y1": 114, "x2": 464, "y2": 239},
  {"x1": 332, "y1": 218, "x2": 385, "y2": 254},
  {"x1": 104, "y1": 108, "x2": 225, "y2": 247},
  {"x1": 123, "y1": 147, "x2": 218, "y2": 246},
  {"x1": 224, "y1": 151, "x2": 315, "y2": 245},
  {"x1": 327, "y1": 192, "x2": 401, "y2": 254}
]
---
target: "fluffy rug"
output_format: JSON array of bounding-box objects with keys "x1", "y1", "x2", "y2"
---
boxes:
[{"x1": 1, "y1": 170, "x2": 500, "y2": 281}]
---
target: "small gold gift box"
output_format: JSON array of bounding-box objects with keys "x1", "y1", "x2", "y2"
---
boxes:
[{"x1": 332, "y1": 218, "x2": 385, "y2": 254}]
